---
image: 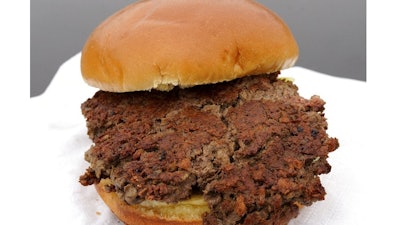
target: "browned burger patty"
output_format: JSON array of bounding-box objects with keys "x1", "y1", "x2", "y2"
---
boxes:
[{"x1": 80, "y1": 72, "x2": 339, "y2": 225}]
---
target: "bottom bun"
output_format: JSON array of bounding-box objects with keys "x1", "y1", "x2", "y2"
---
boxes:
[{"x1": 95, "y1": 179, "x2": 209, "y2": 225}]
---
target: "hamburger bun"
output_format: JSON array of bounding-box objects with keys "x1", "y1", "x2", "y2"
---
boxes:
[
  {"x1": 80, "y1": 0, "x2": 298, "y2": 92},
  {"x1": 95, "y1": 179, "x2": 208, "y2": 225}
]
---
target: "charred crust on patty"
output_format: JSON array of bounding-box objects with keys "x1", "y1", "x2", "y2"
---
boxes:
[{"x1": 79, "y1": 73, "x2": 339, "y2": 224}]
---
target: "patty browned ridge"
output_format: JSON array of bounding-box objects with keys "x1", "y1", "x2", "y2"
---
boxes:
[{"x1": 79, "y1": 72, "x2": 339, "y2": 225}]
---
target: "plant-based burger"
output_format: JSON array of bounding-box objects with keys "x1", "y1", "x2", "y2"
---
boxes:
[{"x1": 79, "y1": 0, "x2": 339, "y2": 224}]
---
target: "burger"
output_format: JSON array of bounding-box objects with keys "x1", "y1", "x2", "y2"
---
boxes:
[{"x1": 78, "y1": 0, "x2": 339, "y2": 224}]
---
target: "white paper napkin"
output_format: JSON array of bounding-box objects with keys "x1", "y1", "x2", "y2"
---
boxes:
[{"x1": 26, "y1": 53, "x2": 398, "y2": 225}]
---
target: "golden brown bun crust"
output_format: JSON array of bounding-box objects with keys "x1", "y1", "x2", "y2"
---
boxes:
[
  {"x1": 95, "y1": 181, "x2": 203, "y2": 225},
  {"x1": 81, "y1": 0, "x2": 299, "y2": 92}
]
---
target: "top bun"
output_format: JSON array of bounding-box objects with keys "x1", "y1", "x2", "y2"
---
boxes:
[{"x1": 81, "y1": 0, "x2": 299, "y2": 92}]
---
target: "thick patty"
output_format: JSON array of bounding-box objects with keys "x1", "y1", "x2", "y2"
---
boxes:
[{"x1": 80, "y1": 72, "x2": 339, "y2": 225}]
